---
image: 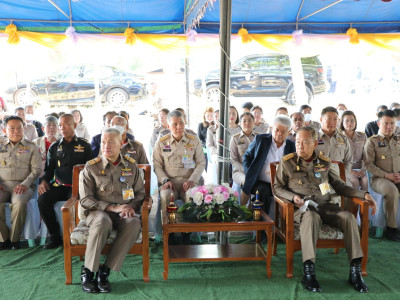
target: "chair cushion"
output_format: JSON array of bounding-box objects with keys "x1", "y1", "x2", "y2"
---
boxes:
[
  {"x1": 293, "y1": 223, "x2": 344, "y2": 240},
  {"x1": 70, "y1": 220, "x2": 142, "y2": 245}
]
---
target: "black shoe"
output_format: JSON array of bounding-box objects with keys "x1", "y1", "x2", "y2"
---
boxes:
[
  {"x1": 0, "y1": 240, "x2": 10, "y2": 250},
  {"x1": 10, "y1": 241, "x2": 21, "y2": 250},
  {"x1": 96, "y1": 265, "x2": 111, "y2": 293},
  {"x1": 43, "y1": 236, "x2": 63, "y2": 249},
  {"x1": 349, "y1": 259, "x2": 369, "y2": 293},
  {"x1": 182, "y1": 233, "x2": 191, "y2": 245},
  {"x1": 81, "y1": 266, "x2": 98, "y2": 293},
  {"x1": 302, "y1": 260, "x2": 322, "y2": 292},
  {"x1": 386, "y1": 227, "x2": 400, "y2": 242}
]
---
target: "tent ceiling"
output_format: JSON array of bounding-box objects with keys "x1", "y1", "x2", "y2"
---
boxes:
[{"x1": 0, "y1": 0, "x2": 399, "y2": 34}]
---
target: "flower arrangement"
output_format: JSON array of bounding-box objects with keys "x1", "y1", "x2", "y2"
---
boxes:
[{"x1": 178, "y1": 184, "x2": 252, "y2": 223}]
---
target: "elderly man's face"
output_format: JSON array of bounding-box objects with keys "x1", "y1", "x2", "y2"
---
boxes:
[
  {"x1": 168, "y1": 116, "x2": 185, "y2": 140},
  {"x1": 6, "y1": 119, "x2": 24, "y2": 143},
  {"x1": 378, "y1": 116, "x2": 395, "y2": 137},
  {"x1": 291, "y1": 113, "x2": 304, "y2": 132},
  {"x1": 296, "y1": 130, "x2": 317, "y2": 160},
  {"x1": 272, "y1": 123, "x2": 290, "y2": 145},
  {"x1": 110, "y1": 116, "x2": 127, "y2": 134},
  {"x1": 101, "y1": 133, "x2": 123, "y2": 159}
]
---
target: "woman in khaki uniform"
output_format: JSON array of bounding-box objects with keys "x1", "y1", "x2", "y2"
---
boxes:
[{"x1": 340, "y1": 111, "x2": 368, "y2": 191}]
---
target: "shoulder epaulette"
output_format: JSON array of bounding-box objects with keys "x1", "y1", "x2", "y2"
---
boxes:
[
  {"x1": 283, "y1": 153, "x2": 295, "y2": 161},
  {"x1": 78, "y1": 137, "x2": 89, "y2": 143},
  {"x1": 88, "y1": 157, "x2": 101, "y2": 165},
  {"x1": 357, "y1": 131, "x2": 366, "y2": 136},
  {"x1": 319, "y1": 153, "x2": 331, "y2": 162},
  {"x1": 160, "y1": 134, "x2": 170, "y2": 142},
  {"x1": 135, "y1": 140, "x2": 143, "y2": 146},
  {"x1": 368, "y1": 134, "x2": 378, "y2": 140},
  {"x1": 124, "y1": 155, "x2": 136, "y2": 164},
  {"x1": 233, "y1": 132, "x2": 241, "y2": 138},
  {"x1": 185, "y1": 132, "x2": 196, "y2": 140}
]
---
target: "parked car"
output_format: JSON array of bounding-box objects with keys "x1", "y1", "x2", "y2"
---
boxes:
[
  {"x1": 5, "y1": 65, "x2": 147, "y2": 106},
  {"x1": 194, "y1": 54, "x2": 326, "y2": 104}
]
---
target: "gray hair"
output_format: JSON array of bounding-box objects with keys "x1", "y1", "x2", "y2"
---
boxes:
[
  {"x1": 43, "y1": 116, "x2": 58, "y2": 126},
  {"x1": 273, "y1": 115, "x2": 291, "y2": 129},
  {"x1": 297, "y1": 126, "x2": 318, "y2": 141},
  {"x1": 102, "y1": 127, "x2": 122, "y2": 142},
  {"x1": 167, "y1": 110, "x2": 184, "y2": 123}
]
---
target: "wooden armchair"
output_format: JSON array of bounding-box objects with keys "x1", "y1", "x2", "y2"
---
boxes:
[
  {"x1": 270, "y1": 161, "x2": 370, "y2": 279},
  {"x1": 61, "y1": 164, "x2": 152, "y2": 285}
]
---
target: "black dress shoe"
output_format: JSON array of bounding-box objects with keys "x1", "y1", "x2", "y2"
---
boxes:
[
  {"x1": 81, "y1": 266, "x2": 98, "y2": 293},
  {"x1": 349, "y1": 259, "x2": 369, "y2": 293},
  {"x1": 96, "y1": 265, "x2": 111, "y2": 293},
  {"x1": 386, "y1": 227, "x2": 400, "y2": 242},
  {"x1": 302, "y1": 260, "x2": 322, "y2": 292},
  {"x1": 43, "y1": 236, "x2": 63, "y2": 249},
  {"x1": 0, "y1": 240, "x2": 11, "y2": 250},
  {"x1": 10, "y1": 241, "x2": 21, "y2": 250}
]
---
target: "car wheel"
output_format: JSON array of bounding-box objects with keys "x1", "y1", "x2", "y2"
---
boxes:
[
  {"x1": 206, "y1": 84, "x2": 220, "y2": 104},
  {"x1": 286, "y1": 86, "x2": 313, "y2": 105},
  {"x1": 14, "y1": 88, "x2": 37, "y2": 106},
  {"x1": 106, "y1": 88, "x2": 129, "y2": 106}
]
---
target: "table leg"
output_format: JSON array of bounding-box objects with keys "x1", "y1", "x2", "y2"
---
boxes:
[
  {"x1": 163, "y1": 229, "x2": 169, "y2": 280},
  {"x1": 266, "y1": 226, "x2": 273, "y2": 278}
]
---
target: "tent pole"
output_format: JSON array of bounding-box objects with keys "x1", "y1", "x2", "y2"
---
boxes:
[{"x1": 217, "y1": 0, "x2": 232, "y2": 186}]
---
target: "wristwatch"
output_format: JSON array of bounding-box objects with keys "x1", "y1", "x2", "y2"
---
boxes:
[{"x1": 163, "y1": 178, "x2": 170, "y2": 185}]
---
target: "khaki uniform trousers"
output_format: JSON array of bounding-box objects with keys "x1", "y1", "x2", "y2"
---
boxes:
[
  {"x1": 159, "y1": 178, "x2": 190, "y2": 212},
  {"x1": 295, "y1": 203, "x2": 363, "y2": 263},
  {"x1": 0, "y1": 181, "x2": 33, "y2": 242},
  {"x1": 84, "y1": 210, "x2": 141, "y2": 273},
  {"x1": 371, "y1": 178, "x2": 400, "y2": 228}
]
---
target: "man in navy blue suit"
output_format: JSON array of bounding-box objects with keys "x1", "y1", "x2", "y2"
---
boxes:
[{"x1": 242, "y1": 115, "x2": 296, "y2": 213}]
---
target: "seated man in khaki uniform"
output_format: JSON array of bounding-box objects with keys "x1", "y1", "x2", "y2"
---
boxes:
[
  {"x1": 274, "y1": 126, "x2": 376, "y2": 293},
  {"x1": 0, "y1": 116, "x2": 41, "y2": 250},
  {"x1": 79, "y1": 127, "x2": 145, "y2": 293},
  {"x1": 153, "y1": 110, "x2": 205, "y2": 241},
  {"x1": 364, "y1": 109, "x2": 400, "y2": 241}
]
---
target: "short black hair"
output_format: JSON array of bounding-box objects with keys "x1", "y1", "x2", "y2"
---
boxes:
[
  {"x1": 239, "y1": 112, "x2": 254, "y2": 122},
  {"x1": 14, "y1": 107, "x2": 25, "y2": 113},
  {"x1": 378, "y1": 109, "x2": 397, "y2": 120},
  {"x1": 5, "y1": 115, "x2": 23, "y2": 126},
  {"x1": 393, "y1": 108, "x2": 400, "y2": 118},
  {"x1": 102, "y1": 111, "x2": 117, "y2": 123},
  {"x1": 241, "y1": 102, "x2": 253, "y2": 110},
  {"x1": 321, "y1": 106, "x2": 338, "y2": 117},
  {"x1": 251, "y1": 105, "x2": 263, "y2": 114},
  {"x1": 340, "y1": 110, "x2": 357, "y2": 132},
  {"x1": 376, "y1": 105, "x2": 388, "y2": 113},
  {"x1": 390, "y1": 102, "x2": 400, "y2": 110},
  {"x1": 299, "y1": 104, "x2": 311, "y2": 112},
  {"x1": 276, "y1": 107, "x2": 288, "y2": 114}
]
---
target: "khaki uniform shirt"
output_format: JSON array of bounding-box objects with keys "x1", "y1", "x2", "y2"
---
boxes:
[
  {"x1": 347, "y1": 131, "x2": 366, "y2": 170},
  {"x1": 364, "y1": 132, "x2": 400, "y2": 180},
  {"x1": 0, "y1": 138, "x2": 41, "y2": 187},
  {"x1": 315, "y1": 129, "x2": 353, "y2": 180},
  {"x1": 80, "y1": 154, "x2": 145, "y2": 214},
  {"x1": 206, "y1": 125, "x2": 218, "y2": 157},
  {"x1": 304, "y1": 120, "x2": 321, "y2": 131},
  {"x1": 273, "y1": 152, "x2": 365, "y2": 205},
  {"x1": 253, "y1": 122, "x2": 270, "y2": 134},
  {"x1": 121, "y1": 139, "x2": 149, "y2": 165},
  {"x1": 24, "y1": 123, "x2": 38, "y2": 141},
  {"x1": 230, "y1": 131, "x2": 257, "y2": 174},
  {"x1": 153, "y1": 131, "x2": 206, "y2": 185},
  {"x1": 150, "y1": 126, "x2": 169, "y2": 149}
]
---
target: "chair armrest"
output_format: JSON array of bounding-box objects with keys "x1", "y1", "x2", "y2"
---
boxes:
[
  {"x1": 141, "y1": 195, "x2": 152, "y2": 216},
  {"x1": 274, "y1": 195, "x2": 292, "y2": 208},
  {"x1": 350, "y1": 196, "x2": 369, "y2": 208},
  {"x1": 62, "y1": 196, "x2": 79, "y2": 212},
  {"x1": 61, "y1": 196, "x2": 79, "y2": 242}
]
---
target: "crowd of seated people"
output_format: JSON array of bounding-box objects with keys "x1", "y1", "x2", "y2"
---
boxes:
[{"x1": 1, "y1": 100, "x2": 400, "y2": 294}]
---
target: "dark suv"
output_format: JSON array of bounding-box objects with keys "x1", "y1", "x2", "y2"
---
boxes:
[{"x1": 194, "y1": 54, "x2": 325, "y2": 104}]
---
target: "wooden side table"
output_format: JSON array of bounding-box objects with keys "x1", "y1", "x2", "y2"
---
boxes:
[{"x1": 162, "y1": 211, "x2": 274, "y2": 280}]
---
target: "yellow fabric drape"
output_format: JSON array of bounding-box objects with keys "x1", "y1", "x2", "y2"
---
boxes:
[{"x1": 1, "y1": 31, "x2": 400, "y2": 54}]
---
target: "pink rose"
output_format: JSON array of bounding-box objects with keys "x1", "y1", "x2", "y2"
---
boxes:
[
  {"x1": 220, "y1": 186, "x2": 228, "y2": 193},
  {"x1": 222, "y1": 191, "x2": 229, "y2": 200},
  {"x1": 213, "y1": 186, "x2": 223, "y2": 194},
  {"x1": 204, "y1": 194, "x2": 213, "y2": 204},
  {"x1": 233, "y1": 191, "x2": 239, "y2": 198}
]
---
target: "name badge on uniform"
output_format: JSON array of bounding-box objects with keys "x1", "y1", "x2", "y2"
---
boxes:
[
  {"x1": 127, "y1": 150, "x2": 136, "y2": 154},
  {"x1": 318, "y1": 139, "x2": 324, "y2": 145},
  {"x1": 319, "y1": 181, "x2": 331, "y2": 195},
  {"x1": 122, "y1": 188, "x2": 134, "y2": 201},
  {"x1": 378, "y1": 141, "x2": 386, "y2": 147},
  {"x1": 182, "y1": 154, "x2": 195, "y2": 169},
  {"x1": 122, "y1": 171, "x2": 132, "y2": 176},
  {"x1": 74, "y1": 145, "x2": 85, "y2": 152},
  {"x1": 163, "y1": 145, "x2": 171, "y2": 152}
]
